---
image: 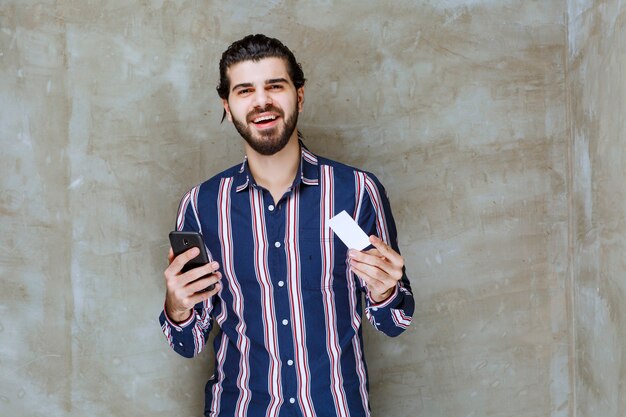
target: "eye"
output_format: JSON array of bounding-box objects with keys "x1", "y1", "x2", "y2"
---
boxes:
[
  {"x1": 237, "y1": 88, "x2": 252, "y2": 95},
  {"x1": 268, "y1": 84, "x2": 283, "y2": 90}
]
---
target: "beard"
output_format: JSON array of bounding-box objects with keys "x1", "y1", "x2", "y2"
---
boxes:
[{"x1": 232, "y1": 104, "x2": 299, "y2": 156}]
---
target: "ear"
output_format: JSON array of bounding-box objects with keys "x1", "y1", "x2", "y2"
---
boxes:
[
  {"x1": 297, "y1": 87, "x2": 305, "y2": 112},
  {"x1": 222, "y1": 99, "x2": 233, "y2": 122}
]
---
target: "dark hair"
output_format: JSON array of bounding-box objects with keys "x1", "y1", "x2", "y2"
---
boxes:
[{"x1": 216, "y1": 35, "x2": 306, "y2": 120}]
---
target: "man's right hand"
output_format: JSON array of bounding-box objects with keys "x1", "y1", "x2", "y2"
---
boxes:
[{"x1": 164, "y1": 247, "x2": 222, "y2": 323}]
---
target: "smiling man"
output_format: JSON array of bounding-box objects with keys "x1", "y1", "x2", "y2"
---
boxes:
[{"x1": 159, "y1": 34, "x2": 414, "y2": 417}]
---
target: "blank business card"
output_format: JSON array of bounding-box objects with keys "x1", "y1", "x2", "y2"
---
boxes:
[{"x1": 328, "y1": 210, "x2": 371, "y2": 251}]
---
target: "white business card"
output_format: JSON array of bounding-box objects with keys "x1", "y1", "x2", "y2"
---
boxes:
[{"x1": 328, "y1": 210, "x2": 371, "y2": 251}]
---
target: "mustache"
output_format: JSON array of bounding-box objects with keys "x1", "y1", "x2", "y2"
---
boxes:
[{"x1": 246, "y1": 105, "x2": 284, "y2": 122}]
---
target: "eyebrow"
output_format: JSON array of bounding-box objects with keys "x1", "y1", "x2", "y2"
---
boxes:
[
  {"x1": 266, "y1": 78, "x2": 289, "y2": 85},
  {"x1": 231, "y1": 78, "x2": 290, "y2": 92}
]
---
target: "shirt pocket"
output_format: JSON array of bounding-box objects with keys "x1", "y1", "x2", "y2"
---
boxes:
[{"x1": 297, "y1": 230, "x2": 351, "y2": 290}]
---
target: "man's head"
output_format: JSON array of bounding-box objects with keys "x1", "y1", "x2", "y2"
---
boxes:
[
  {"x1": 217, "y1": 34, "x2": 306, "y2": 103},
  {"x1": 217, "y1": 34, "x2": 306, "y2": 156}
]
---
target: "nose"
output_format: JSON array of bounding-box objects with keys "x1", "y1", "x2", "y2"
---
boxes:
[{"x1": 252, "y1": 88, "x2": 272, "y2": 109}]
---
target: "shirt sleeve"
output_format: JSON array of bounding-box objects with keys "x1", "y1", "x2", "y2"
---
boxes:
[
  {"x1": 159, "y1": 186, "x2": 216, "y2": 357},
  {"x1": 355, "y1": 172, "x2": 415, "y2": 337},
  {"x1": 159, "y1": 299, "x2": 215, "y2": 358}
]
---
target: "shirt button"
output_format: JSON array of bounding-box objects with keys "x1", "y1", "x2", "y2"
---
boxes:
[
  {"x1": 289, "y1": 398, "x2": 296, "y2": 404},
  {"x1": 268, "y1": 204, "x2": 275, "y2": 211},
  {"x1": 274, "y1": 241, "x2": 281, "y2": 248},
  {"x1": 178, "y1": 342, "x2": 183, "y2": 347},
  {"x1": 287, "y1": 359, "x2": 294, "y2": 366},
  {"x1": 282, "y1": 319, "x2": 289, "y2": 326},
  {"x1": 278, "y1": 280, "x2": 285, "y2": 287}
]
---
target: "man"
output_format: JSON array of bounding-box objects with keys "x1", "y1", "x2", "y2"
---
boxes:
[{"x1": 160, "y1": 34, "x2": 414, "y2": 417}]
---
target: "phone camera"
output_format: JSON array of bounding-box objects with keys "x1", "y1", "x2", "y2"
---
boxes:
[{"x1": 183, "y1": 239, "x2": 189, "y2": 246}]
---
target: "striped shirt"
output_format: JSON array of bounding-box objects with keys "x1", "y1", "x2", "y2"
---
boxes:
[{"x1": 159, "y1": 144, "x2": 414, "y2": 417}]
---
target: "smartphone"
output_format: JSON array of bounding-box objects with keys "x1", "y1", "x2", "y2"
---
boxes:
[{"x1": 169, "y1": 231, "x2": 215, "y2": 292}]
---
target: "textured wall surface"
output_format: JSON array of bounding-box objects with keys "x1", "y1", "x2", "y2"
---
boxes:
[
  {"x1": 0, "y1": 1, "x2": 573, "y2": 416},
  {"x1": 568, "y1": 1, "x2": 626, "y2": 416}
]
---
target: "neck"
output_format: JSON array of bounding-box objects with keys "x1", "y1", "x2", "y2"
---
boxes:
[{"x1": 245, "y1": 133, "x2": 301, "y2": 201}]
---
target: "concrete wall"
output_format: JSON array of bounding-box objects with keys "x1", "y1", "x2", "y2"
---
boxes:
[
  {"x1": 568, "y1": 1, "x2": 626, "y2": 416},
  {"x1": 0, "y1": 1, "x2": 597, "y2": 416}
]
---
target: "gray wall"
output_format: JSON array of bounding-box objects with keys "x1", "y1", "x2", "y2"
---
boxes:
[
  {"x1": 0, "y1": 1, "x2": 623, "y2": 416},
  {"x1": 569, "y1": 0, "x2": 626, "y2": 416}
]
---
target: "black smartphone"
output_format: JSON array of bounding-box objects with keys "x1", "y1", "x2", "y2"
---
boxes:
[{"x1": 169, "y1": 231, "x2": 215, "y2": 292}]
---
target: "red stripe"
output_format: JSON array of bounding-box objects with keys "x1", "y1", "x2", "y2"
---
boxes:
[
  {"x1": 216, "y1": 177, "x2": 253, "y2": 415},
  {"x1": 302, "y1": 147, "x2": 318, "y2": 164},
  {"x1": 161, "y1": 322, "x2": 174, "y2": 349},
  {"x1": 364, "y1": 176, "x2": 389, "y2": 243},
  {"x1": 351, "y1": 171, "x2": 371, "y2": 415},
  {"x1": 176, "y1": 190, "x2": 192, "y2": 231},
  {"x1": 320, "y1": 166, "x2": 350, "y2": 416},
  {"x1": 250, "y1": 188, "x2": 283, "y2": 416},
  {"x1": 285, "y1": 190, "x2": 316, "y2": 416}
]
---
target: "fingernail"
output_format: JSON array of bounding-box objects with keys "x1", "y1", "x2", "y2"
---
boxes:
[{"x1": 348, "y1": 250, "x2": 357, "y2": 258}]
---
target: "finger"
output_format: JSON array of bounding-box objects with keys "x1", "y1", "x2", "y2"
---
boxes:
[
  {"x1": 349, "y1": 250, "x2": 388, "y2": 271},
  {"x1": 369, "y1": 235, "x2": 404, "y2": 267},
  {"x1": 350, "y1": 263, "x2": 389, "y2": 295},
  {"x1": 186, "y1": 282, "x2": 222, "y2": 305},
  {"x1": 350, "y1": 263, "x2": 398, "y2": 301},
  {"x1": 348, "y1": 248, "x2": 381, "y2": 262},
  {"x1": 167, "y1": 247, "x2": 200, "y2": 274},
  {"x1": 187, "y1": 271, "x2": 222, "y2": 294},
  {"x1": 351, "y1": 255, "x2": 403, "y2": 283},
  {"x1": 354, "y1": 248, "x2": 383, "y2": 261},
  {"x1": 181, "y1": 261, "x2": 220, "y2": 284},
  {"x1": 364, "y1": 248, "x2": 383, "y2": 257},
  {"x1": 350, "y1": 261, "x2": 386, "y2": 287},
  {"x1": 167, "y1": 247, "x2": 174, "y2": 264}
]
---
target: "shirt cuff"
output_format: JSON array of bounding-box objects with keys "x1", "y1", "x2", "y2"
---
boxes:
[
  {"x1": 368, "y1": 283, "x2": 399, "y2": 309},
  {"x1": 163, "y1": 304, "x2": 195, "y2": 331}
]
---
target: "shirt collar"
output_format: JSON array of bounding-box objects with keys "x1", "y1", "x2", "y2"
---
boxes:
[{"x1": 234, "y1": 140, "x2": 320, "y2": 192}]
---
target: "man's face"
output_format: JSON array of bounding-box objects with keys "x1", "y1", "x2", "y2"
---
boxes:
[{"x1": 223, "y1": 57, "x2": 304, "y2": 156}]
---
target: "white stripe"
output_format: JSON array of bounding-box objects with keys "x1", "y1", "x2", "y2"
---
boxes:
[
  {"x1": 363, "y1": 176, "x2": 390, "y2": 243},
  {"x1": 352, "y1": 172, "x2": 368, "y2": 291},
  {"x1": 349, "y1": 311, "x2": 370, "y2": 416},
  {"x1": 392, "y1": 309, "x2": 412, "y2": 328},
  {"x1": 285, "y1": 190, "x2": 316, "y2": 416},
  {"x1": 250, "y1": 188, "x2": 284, "y2": 417},
  {"x1": 176, "y1": 190, "x2": 192, "y2": 231},
  {"x1": 161, "y1": 322, "x2": 174, "y2": 349},
  {"x1": 191, "y1": 300, "x2": 213, "y2": 355},
  {"x1": 209, "y1": 331, "x2": 229, "y2": 416},
  {"x1": 198, "y1": 298, "x2": 214, "y2": 330},
  {"x1": 302, "y1": 147, "x2": 318, "y2": 164},
  {"x1": 365, "y1": 308, "x2": 378, "y2": 328},
  {"x1": 192, "y1": 325, "x2": 203, "y2": 355},
  {"x1": 349, "y1": 171, "x2": 371, "y2": 415},
  {"x1": 215, "y1": 178, "x2": 252, "y2": 416},
  {"x1": 208, "y1": 294, "x2": 230, "y2": 415},
  {"x1": 320, "y1": 165, "x2": 350, "y2": 417},
  {"x1": 190, "y1": 186, "x2": 203, "y2": 235}
]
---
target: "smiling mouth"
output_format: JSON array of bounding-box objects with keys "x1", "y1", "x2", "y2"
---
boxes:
[
  {"x1": 250, "y1": 113, "x2": 280, "y2": 128},
  {"x1": 253, "y1": 114, "x2": 277, "y2": 123}
]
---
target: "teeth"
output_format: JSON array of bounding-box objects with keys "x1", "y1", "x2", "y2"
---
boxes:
[{"x1": 253, "y1": 115, "x2": 277, "y2": 123}]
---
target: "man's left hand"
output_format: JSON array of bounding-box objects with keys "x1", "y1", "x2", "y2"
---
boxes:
[{"x1": 348, "y1": 235, "x2": 404, "y2": 303}]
